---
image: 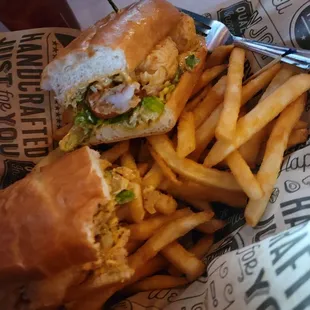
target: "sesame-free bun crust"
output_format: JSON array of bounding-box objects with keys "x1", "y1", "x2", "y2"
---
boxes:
[
  {"x1": 90, "y1": 47, "x2": 207, "y2": 144},
  {"x1": 0, "y1": 147, "x2": 109, "y2": 284},
  {"x1": 41, "y1": 0, "x2": 181, "y2": 103}
]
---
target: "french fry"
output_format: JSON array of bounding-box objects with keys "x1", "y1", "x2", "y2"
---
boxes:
[
  {"x1": 128, "y1": 211, "x2": 214, "y2": 271},
  {"x1": 137, "y1": 163, "x2": 149, "y2": 178},
  {"x1": 53, "y1": 123, "x2": 73, "y2": 141},
  {"x1": 119, "y1": 151, "x2": 145, "y2": 222},
  {"x1": 127, "y1": 182, "x2": 145, "y2": 223},
  {"x1": 196, "y1": 219, "x2": 226, "y2": 234},
  {"x1": 245, "y1": 94, "x2": 306, "y2": 227},
  {"x1": 161, "y1": 241, "x2": 205, "y2": 281},
  {"x1": 69, "y1": 255, "x2": 168, "y2": 309},
  {"x1": 240, "y1": 63, "x2": 282, "y2": 106},
  {"x1": 120, "y1": 151, "x2": 139, "y2": 172},
  {"x1": 143, "y1": 202, "x2": 156, "y2": 214},
  {"x1": 240, "y1": 64, "x2": 298, "y2": 165},
  {"x1": 287, "y1": 129, "x2": 308, "y2": 149},
  {"x1": 205, "y1": 45, "x2": 234, "y2": 69},
  {"x1": 190, "y1": 234, "x2": 214, "y2": 259},
  {"x1": 148, "y1": 144, "x2": 181, "y2": 185},
  {"x1": 124, "y1": 275, "x2": 188, "y2": 294},
  {"x1": 159, "y1": 180, "x2": 247, "y2": 207},
  {"x1": 238, "y1": 129, "x2": 267, "y2": 168},
  {"x1": 120, "y1": 151, "x2": 142, "y2": 184},
  {"x1": 216, "y1": 48, "x2": 245, "y2": 142},
  {"x1": 239, "y1": 63, "x2": 291, "y2": 128},
  {"x1": 225, "y1": 150, "x2": 263, "y2": 200},
  {"x1": 142, "y1": 162, "x2": 163, "y2": 189},
  {"x1": 177, "y1": 112, "x2": 196, "y2": 157},
  {"x1": 204, "y1": 74, "x2": 310, "y2": 167},
  {"x1": 256, "y1": 141, "x2": 267, "y2": 166},
  {"x1": 125, "y1": 240, "x2": 144, "y2": 255},
  {"x1": 99, "y1": 159, "x2": 112, "y2": 171},
  {"x1": 242, "y1": 56, "x2": 282, "y2": 85},
  {"x1": 154, "y1": 192, "x2": 177, "y2": 215},
  {"x1": 128, "y1": 208, "x2": 193, "y2": 240},
  {"x1": 59, "y1": 57, "x2": 302, "y2": 310},
  {"x1": 129, "y1": 255, "x2": 168, "y2": 280},
  {"x1": 192, "y1": 64, "x2": 227, "y2": 95},
  {"x1": 185, "y1": 199, "x2": 213, "y2": 212},
  {"x1": 294, "y1": 120, "x2": 308, "y2": 130},
  {"x1": 116, "y1": 205, "x2": 132, "y2": 222},
  {"x1": 191, "y1": 63, "x2": 282, "y2": 161},
  {"x1": 259, "y1": 64, "x2": 298, "y2": 102},
  {"x1": 143, "y1": 189, "x2": 177, "y2": 215},
  {"x1": 192, "y1": 75, "x2": 227, "y2": 128},
  {"x1": 100, "y1": 140, "x2": 130, "y2": 163},
  {"x1": 190, "y1": 106, "x2": 222, "y2": 161},
  {"x1": 186, "y1": 84, "x2": 211, "y2": 112},
  {"x1": 247, "y1": 121, "x2": 279, "y2": 167},
  {"x1": 147, "y1": 135, "x2": 241, "y2": 191},
  {"x1": 142, "y1": 187, "x2": 157, "y2": 214},
  {"x1": 167, "y1": 265, "x2": 183, "y2": 277},
  {"x1": 168, "y1": 235, "x2": 213, "y2": 276},
  {"x1": 138, "y1": 140, "x2": 152, "y2": 163}
]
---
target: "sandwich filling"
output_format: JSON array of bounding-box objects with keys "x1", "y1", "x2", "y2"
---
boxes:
[
  {"x1": 59, "y1": 14, "x2": 203, "y2": 152},
  {"x1": 19, "y1": 162, "x2": 137, "y2": 308},
  {"x1": 84, "y1": 166, "x2": 137, "y2": 283}
]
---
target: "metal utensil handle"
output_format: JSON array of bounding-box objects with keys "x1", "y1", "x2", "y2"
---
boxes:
[{"x1": 233, "y1": 36, "x2": 310, "y2": 71}]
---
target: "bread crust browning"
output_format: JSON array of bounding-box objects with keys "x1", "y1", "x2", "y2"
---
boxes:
[
  {"x1": 41, "y1": 0, "x2": 181, "y2": 89},
  {"x1": 0, "y1": 147, "x2": 108, "y2": 284}
]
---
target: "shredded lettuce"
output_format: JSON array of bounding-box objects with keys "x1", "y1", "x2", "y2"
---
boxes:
[
  {"x1": 103, "y1": 111, "x2": 131, "y2": 125},
  {"x1": 185, "y1": 54, "x2": 200, "y2": 70},
  {"x1": 130, "y1": 96, "x2": 164, "y2": 126},
  {"x1": 61, "y1": 95, "x2": 164, "y2": 150},
  {"x1": 115, "y1": 189, "x2": 135, "y2": 204},
  {"x1": 74, "y1": 107, "x2": 99, "y2": 126},
  {"x1": 141, "y1": 96, "x2": 165, "y2": 114},
  {"x1": 59, "y1": 105, "x2": 99, "y2": 152},
  {"x1": 173, "y1": 66, "x2": 183, "y2": 84}
]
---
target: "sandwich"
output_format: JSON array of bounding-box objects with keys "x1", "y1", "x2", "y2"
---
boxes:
[
  {"x1": 41, "y1": 0, "x2": 207, "y2": 151},
  {"x1": 0, "y1": 146, "x2": 137, "y2": 309}
]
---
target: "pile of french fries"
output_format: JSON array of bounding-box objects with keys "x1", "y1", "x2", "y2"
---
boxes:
[{"x1": 60, "y1": 45, "x2": 310, "y2": 309}]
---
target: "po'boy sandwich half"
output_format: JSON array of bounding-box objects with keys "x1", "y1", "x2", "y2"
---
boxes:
[
  {"x1": 0, "y1": 146, "x2": 137, "y2": 309},
  {"x1": 41, "y1": 0, "x2": 207, "y2": 151}
]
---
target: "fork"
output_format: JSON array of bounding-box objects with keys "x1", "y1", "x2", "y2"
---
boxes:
[{"x1": 179, "y1": 7, "x2": 310, "y2": 71}]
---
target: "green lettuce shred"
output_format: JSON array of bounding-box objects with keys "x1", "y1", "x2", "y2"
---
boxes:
[
  {"x1": 141, "y1": 96, "x2": 165, "y2": 114},
  {"x1": 115, "y1": 189, "x2": 135, "y2": 204},
  {"x1": 185, "y1": 54, "x2": 200, "y2": 70}
]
